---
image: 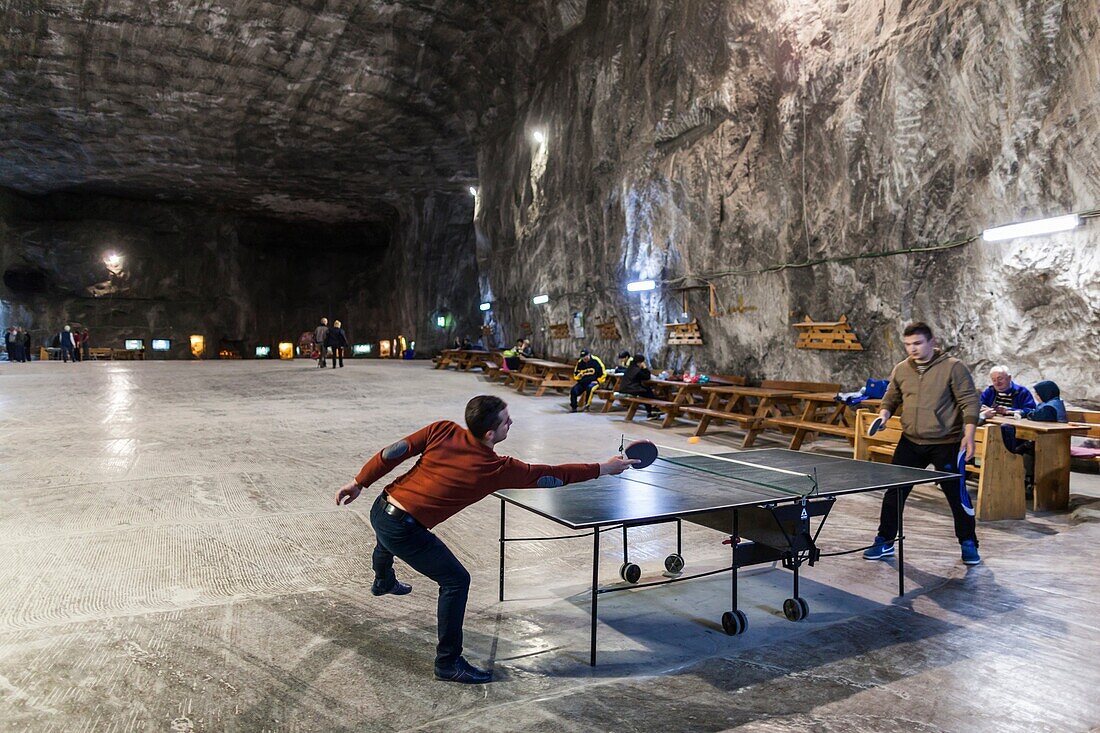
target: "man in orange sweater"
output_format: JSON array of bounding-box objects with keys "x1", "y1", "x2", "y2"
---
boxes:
[{"x1": 336, "y1": 395, "x2": 636, "y2": 683}]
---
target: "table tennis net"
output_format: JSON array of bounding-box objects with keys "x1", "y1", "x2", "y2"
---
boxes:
[{"x1": 645, "y1": 450, "x2": 819, "y2": 498}]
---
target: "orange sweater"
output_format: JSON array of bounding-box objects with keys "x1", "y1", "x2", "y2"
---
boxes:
[{"x1": 355, "y1": 420, "x2": 600, "y2": 528}]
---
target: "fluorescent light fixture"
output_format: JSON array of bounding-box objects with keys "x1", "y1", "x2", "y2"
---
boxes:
[
  {"x1": 627, "y1": 279, "x2": 656, "y2": 292},
  {"x1": 151, "y1": 339, "x2": 171, "y2": 351},
  {"x1": 255, "y1": 346, "x2": 271, "y2": 357},
  {"x1": 479, "y1": 302, "x2": 491, "y2": 311},
  {"x1": 124, "y1": 339, "x2": 144, "y2": 350},
  {"x1": 436, "y1": 316, "x2": 446, "y2": 328},
  {"x1": 352, "y1": 343, "x2": 371, "y2": 355},
  {"x1": 982, "y1": 214, "x2": 1080, "y2": 242},
  {"x1": 532, "y1": 294, "x2": 549, "y2": 305},
  {"x1": 533, "y1": 130, "x2": 546, "y2": 144},
  {"x1": 468, "y1": 186, "x2": 478, "y2": 196}
]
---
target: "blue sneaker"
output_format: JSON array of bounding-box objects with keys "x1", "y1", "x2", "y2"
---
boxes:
[
  {"x1": 960, "y1": 540, "x2": 981, "y2": 565},
  {"x1": 863, "y1": 536, "x2": 895, "y2": 560}
]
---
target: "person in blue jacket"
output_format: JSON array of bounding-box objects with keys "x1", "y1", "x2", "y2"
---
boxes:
[{"x1": 979, "y1": 366, "x2": 1037, "y2": 420}]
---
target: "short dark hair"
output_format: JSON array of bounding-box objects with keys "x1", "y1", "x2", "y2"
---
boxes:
[
  {"x1": 515, "y1": 339, "x2": 524, "y2": 346},
  {"x1": 465, "y1": 395, "x2": 508, "y2": 438},
  {"x1": 903, "y1": 322, "x2": 934, "y2": 340},
  {"x1": 617, "y1": 350, "x2": 631, "y2": 359},
  {"x1": 632, "y1": 354, "x2": 646, "y2": 365}
]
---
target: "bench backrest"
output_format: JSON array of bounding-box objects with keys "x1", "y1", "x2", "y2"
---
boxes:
[
  {"x1": 712, "y1": 374, "x2": 748, "y2": 386},
  {"x1": 1067, "y1": 410, "x2": 1100, "y2": 439},
  {"x1": 761, "y1": 379, "x2": 841, "y2": 393},
  {"x1": 853, "y1": 409, "x2": 989, "y2": 462}
]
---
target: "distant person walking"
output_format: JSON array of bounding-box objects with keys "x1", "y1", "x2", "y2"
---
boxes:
[
  {"x1": 72, "y1": 328, "x2": 83, "y2": 362},
  {"x1": 21, "y1": 328, "x2": 31, "y2": 362},
  {"x1": 313, "y1": 318, "x2": 330, "y2": 368},
  {"x1": 4, "y1": 327, "x2": 17, "y2": 363},
  {"x1": 80, "y1": 328, "x2": 90, "y2": 361},
  {"x1": 59, "y1": 325, "x2": 76, "y2": 363},
  {"x1": 326, "y1": 320, "x2": 348, "y2": 368}
]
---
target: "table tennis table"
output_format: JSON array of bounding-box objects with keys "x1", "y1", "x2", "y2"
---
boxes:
[{"x1": 494, "y1": 448, "x2": 957, "y2": 665}]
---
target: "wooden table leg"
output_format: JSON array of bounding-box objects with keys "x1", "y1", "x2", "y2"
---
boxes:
[
  {"x1": 742, "y1": 397, "x2": 772, "y2": 448},
  {"x1": 977, "y1": 431, "x2": 1026, "y2": 521},
  {"x1": 1033, "y1": 433, "x2": 1072, "y2": 511}
]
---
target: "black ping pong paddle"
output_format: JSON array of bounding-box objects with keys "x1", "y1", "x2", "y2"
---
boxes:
[{"x1": 624, "y1": 440, "x2": 658, "y2": 469}]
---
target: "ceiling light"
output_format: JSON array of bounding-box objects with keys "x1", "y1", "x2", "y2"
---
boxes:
[
  {"x1": 479, "y1": 302, "x2": 491, "y2": 311},
  {"x1": 532, "y1": 294, "x2": 549, "y2": 305},
  {"x1": 982, "y1": 214, "x2": 1080, "y2": 242},
  {"x1": 468, "y1": 186, "x2": 478, "y2": 196},
  {"x1": 533, "y1": 130, "x2": 546, "y2": 144},
  {"x1": 627, "y1": 279, "x2": 656, "y2": 292}
]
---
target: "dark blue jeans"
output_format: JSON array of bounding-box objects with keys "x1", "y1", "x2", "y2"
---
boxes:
[{"x1": 369, "y1": 494, "x2": 471, "y2": 668}]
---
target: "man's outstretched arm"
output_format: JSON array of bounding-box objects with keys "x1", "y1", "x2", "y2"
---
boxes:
[{"x1": 336, "y1": 424, "x2": 434, "y2": 505}]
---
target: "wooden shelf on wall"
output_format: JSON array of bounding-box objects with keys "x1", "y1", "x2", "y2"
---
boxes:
[
  {"x1": 793, "y1": 315, "x2": 864, "y2": 351},
  {"x1": 665, "y1": 320, "x2": 703, "y2": 346},
  {"x1": 595, "y1": 320, "x2": 621, "y2": 340},
  {"x1": 548, "y1": 323, "x2": 571, "y2": 339}
]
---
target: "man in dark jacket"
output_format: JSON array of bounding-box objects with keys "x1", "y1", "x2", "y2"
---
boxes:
[
  {"x1": 21, "y1": 328, "x2": 32, "y2": 362},
  {"x1": 313, "y1": 318, "x2": 329, "y2": 368},
  {"x1": 570, "y1": 350, "x2": 606, "y2": 412},
  {"x1": 979, "y1": 366, "x2": 1036, "y2": 420},
  {"x1": 59, "y1": 325, "x2": 77, "y2": 363},
  {"x1": 325, "y1": 319, "x2": 348, "y2": 368},
  {"x1": 619, "y1": 354, "x2": 661, "y2": 418},
  {"x1": 4, "y1": 327, "x2": 16, "y2": 363}
]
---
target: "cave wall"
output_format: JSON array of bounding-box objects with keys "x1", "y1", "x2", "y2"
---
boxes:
[
  {"x1": 0, "y1": 189, "x2": 479, "y2": 358},
  {"x1": 474, "y1": 0, "x2": 1100, "y2": 406}
]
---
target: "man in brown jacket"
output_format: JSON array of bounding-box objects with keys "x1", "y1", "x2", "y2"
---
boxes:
[{"x1": 863, "y1": 322, "x2": 982, "y2": 565}]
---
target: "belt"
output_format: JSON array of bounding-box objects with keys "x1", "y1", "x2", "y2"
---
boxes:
[{"x1": 380, "y1": 494, "x2": 420, "y2": 525}]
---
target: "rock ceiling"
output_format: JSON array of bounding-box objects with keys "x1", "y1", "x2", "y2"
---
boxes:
[{"x1": 0, "y1": 0, "x2": 588, "y2": 221}]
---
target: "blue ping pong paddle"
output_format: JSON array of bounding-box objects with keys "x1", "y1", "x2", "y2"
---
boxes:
[
  {"x1": 868, "y1": 416, "x2": 886, "y2": 436},
  {"x1": 957, "y1": 449, "x2": 975, "y2": 516},
  {"x1": 624, "y1": 440, "x2": 658, "y2": 469}
]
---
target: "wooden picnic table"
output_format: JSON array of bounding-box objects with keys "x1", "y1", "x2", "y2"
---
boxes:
[
  {"x1": 986, "y1": 416, "x2": 1090, "y2": 511},
  {"x1": 615, "y1": 376, "x2": 741, "y2": 425},
  {"x1": 509, "y1": 358, "x2": 576, "y2": 395},
  {"x1": 681, "y1": 385, "x2": 800, "y2": 445},
  {"x1": 764, "y1": 392, "x2": 884, "y2": 450}
]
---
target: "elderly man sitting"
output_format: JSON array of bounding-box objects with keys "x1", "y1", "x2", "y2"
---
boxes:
[{"x1": 979, "y1": 365, "x2": 1037, "y2": 420}]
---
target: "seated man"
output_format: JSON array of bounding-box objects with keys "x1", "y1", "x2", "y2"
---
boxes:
[
  {"x1": 612, "y1": 350, "x2": 632, "y2": 375},
  {"x1": 619, "y1": 354, "x2": 661, "y2": 418},
  {"x1": 502, "y1": 339, "x2": 525, "y2": 371},
  {"x1": 520, "y1": 339, "x2": 534, "y2": 358},
  {"x1": 1000, "y1": 380, "x2": 1067, "y2": 499},
  {"x1": 570, "y1": 349, "x2": 606, "y2": 412},
  {"x1": 979, "y1": 365, "x2": 1036, "y2": 420}
]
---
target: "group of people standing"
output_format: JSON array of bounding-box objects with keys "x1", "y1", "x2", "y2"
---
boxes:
[
  {"x1": 58, "y1": 325, "x2": 91, "y2": 362},
  {"x1": 3, "y1": 326, "x2": 32, "y2": 362},
  {"x1": 312, "y1": 318, "x2": 349, "y2": 368}
]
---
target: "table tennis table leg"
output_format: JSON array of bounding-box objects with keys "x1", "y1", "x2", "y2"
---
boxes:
[
  {"x1": 897, "y1": 486, "x2": 905, "y2": 597},
  {"x1": 498, "y1": 500, "x2": 506, "y2": 602},
  {"x1": 590, "y1": 527, "x2": 600, "y2": 666},
  {"x1": 622, "y1": 525, "x2": 629, "y2": 564}
]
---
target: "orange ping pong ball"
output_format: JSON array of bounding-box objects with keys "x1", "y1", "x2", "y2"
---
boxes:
[{"x1": 687, "y1": 436, "x2": 701, "y2": 444}]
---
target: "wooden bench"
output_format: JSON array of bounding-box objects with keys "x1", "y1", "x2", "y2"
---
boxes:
[
  {"x1": 853, "y1": 410, "x2": 1025, "y2": 521},
  {"x1": 88, "y1": 347, "x2": 113, "y2": 360},
  {"x1": 509, "y1": 372, "x2": 544, "y2": 394},
  {"x1": 536, "y1": 378, "x2": 577, "y2": 397},
  {"x1": 680, "y1": 380, "x2": 840, "y2": 445},
  {"x1": 1067, "y1": 410, "x2": 1100, "y2": 468}
]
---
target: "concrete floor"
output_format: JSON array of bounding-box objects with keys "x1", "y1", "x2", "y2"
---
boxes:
[{"x1": 1, "y1": 360, "x2": 1098, "y2": 732}]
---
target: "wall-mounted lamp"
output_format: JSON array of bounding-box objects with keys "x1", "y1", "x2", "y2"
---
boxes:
[
  {"x1": 626, "y1": 279, "x2": 656, "y2": 292},
  {"x1": 532, "y1": 130, "x2": 546, "y2": 145},
  {"x1": 436, "y1": 316, "x2": 447, "y2": 328},
  {"x1": 982, "y1": 214, "x2": 1081, "y2": 242},
  {"x1": 479, "y1": 302, "x2": 491, "y2": 311},
  {"x1": 532, "y1": 294, "x2": 549, "y2": 305},
  {"x1": 468, "y1": 186, "x2": 478, "y2": 196}
]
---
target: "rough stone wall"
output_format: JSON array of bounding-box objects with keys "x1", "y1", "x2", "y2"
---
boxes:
[
  {"x1": 0, "y1": 188, "x2": 478, "y2": 357},
  {"x1": 475, "y1": 0, "x2": 1100, "y2": 406}
]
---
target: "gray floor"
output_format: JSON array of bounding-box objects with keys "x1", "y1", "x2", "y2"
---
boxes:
[{"x1": 1, "y1": 360, "x2": 1098, "y2": 732}]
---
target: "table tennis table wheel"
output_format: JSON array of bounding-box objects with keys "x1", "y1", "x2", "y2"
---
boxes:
[
  {"x1": 663, "y1": 553, "x2": 685, "y2": 575},
  {"x1": 721, "y1": 610, "x2": 748, "y2": 636},
  {"x1": 783, "y1": 597, "x2": 809, "y2": 622},
  {"x1": 619, "y1": 562, "x2": 642, "y2": 584}
]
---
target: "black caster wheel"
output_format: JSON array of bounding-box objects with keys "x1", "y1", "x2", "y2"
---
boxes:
[
  {"x1": 783, "y1": 597, "x2": 808, "y2": 622},
  {"x1": 619, "y1": 562, "x2": 641, "y2": 584},
  {"x1": 663, "y1": 553, "x2": 685, "y2": 574},
  {"x1": 721, "y1": 610, "x2": 748, "y2": 636}
]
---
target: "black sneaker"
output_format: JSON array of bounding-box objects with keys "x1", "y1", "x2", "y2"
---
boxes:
[
  {"x1": 371, "y1": 581, "x2": 412, "y2": 596},
  {"x1": 435, "y1": 657, "x2": 492, "y2": 684}
]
